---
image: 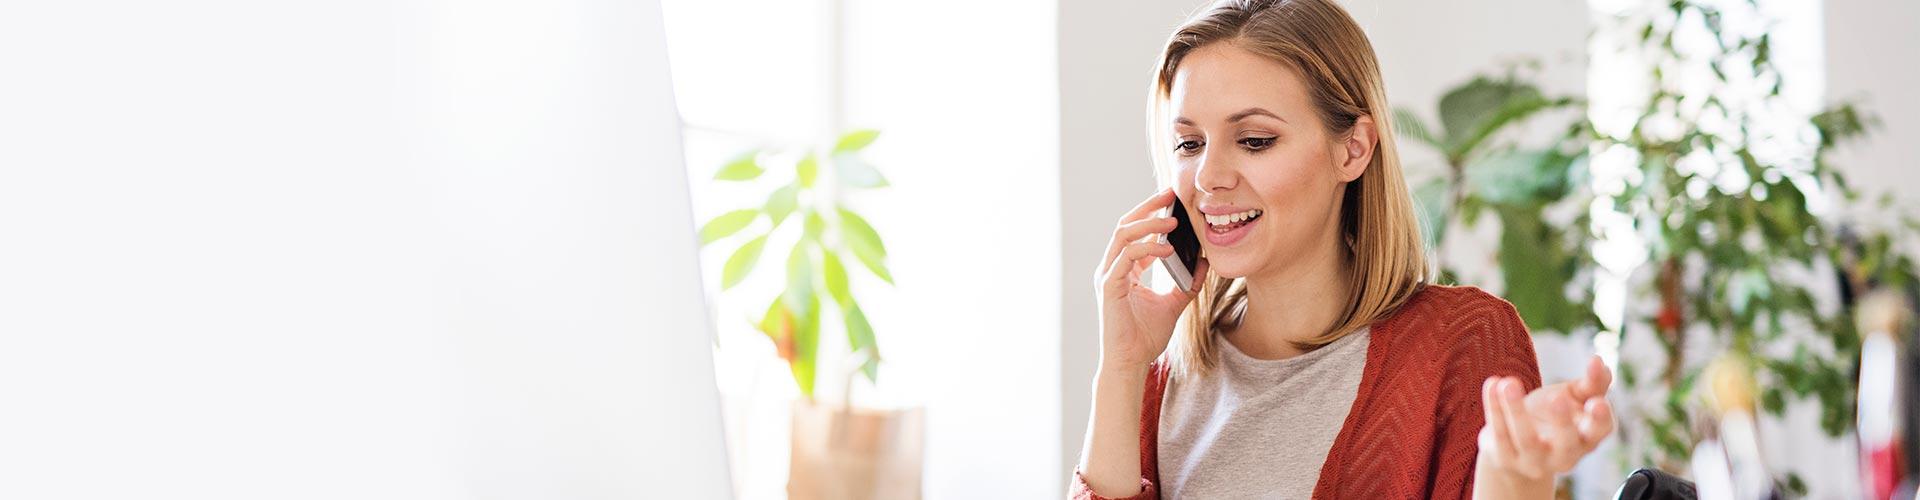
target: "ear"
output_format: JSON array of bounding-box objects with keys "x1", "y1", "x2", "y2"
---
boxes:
[{"x1": 1335, "y1": 114, "x2": 1377, "y2": 182}]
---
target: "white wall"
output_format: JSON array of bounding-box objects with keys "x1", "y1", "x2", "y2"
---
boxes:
[
  {"x1": 838, "y1": 1, "x2": 1065, "y2": 498},
  {"x1": 1056, "y1": 0, "x2": 1191, "y2": 492},
  {"x1": 1827, "y1": 0, "x2": 1920, "y2": 217}
]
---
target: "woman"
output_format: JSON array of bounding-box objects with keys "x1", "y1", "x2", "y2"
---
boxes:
[{"x1": 1070, "y1": 0, "x2": 1616, "y2": 498}]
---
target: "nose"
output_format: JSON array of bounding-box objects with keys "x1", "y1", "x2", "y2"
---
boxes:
[{"x1": 1192, "y1": 148, "x2": 1239, "y2": 194}]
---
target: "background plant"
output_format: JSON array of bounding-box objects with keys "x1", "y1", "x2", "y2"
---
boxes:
[
  {"x1": 698, "y1": 129, "x2": 894, "y2": 401},
  {"x1": 1594, "y1": 0, "x2": 1920, "y2": 489},
  {"x1": 1396, "y1": 70, "x2": 1599, "y2": 335}
]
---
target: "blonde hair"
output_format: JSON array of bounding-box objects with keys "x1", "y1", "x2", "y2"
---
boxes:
[{"x1": 1147, "y1": 0, "x2": 1428, "y2": 377}]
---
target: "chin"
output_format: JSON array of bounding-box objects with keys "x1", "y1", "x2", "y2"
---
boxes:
[{"x1": 1202, "y1": 254, "x2": 1255, "y2": 280}]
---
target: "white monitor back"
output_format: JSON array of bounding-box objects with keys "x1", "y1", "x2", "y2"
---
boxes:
[{"x1": 0, "y1": 0, "x2": 733, "y2": 498}]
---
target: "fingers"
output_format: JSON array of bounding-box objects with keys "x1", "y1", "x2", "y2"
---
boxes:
[
  {"x1": 1102, "y1": 240, "x2": 1174, "y2": 292},
  {"x1": 1578, "y1": 397, "x2": 1615, "y2": 447},
  {"x1": 1485, "y1": 371, "x2": 1618, "y2": 481},
  {"x1": 1117, "y1": 188, "x2": 1178, "y2": 226},
  {"x1": 1532, "y1": 391, "x2": 1585, "y2": 466},
  {"x1": 1097, "y1": 189, "x2": 1179, "y2": 278},
  {"x1": 1497, "y1": 378, "x2": 1546, "y2": 459},
  {"x1": 1098, "y1": 216, "x2": 1175, "y2": 281},
  {"x1": 1569, "y1": 356, "x2": 1613, "y2": 401},
  {"x1": 1481, "y1": 377, "x2": 1517, "y2": 460}
]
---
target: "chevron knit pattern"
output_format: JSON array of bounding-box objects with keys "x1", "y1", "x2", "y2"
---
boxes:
[{"x1": 1070, "y1": 285, "x2": 1543, "y2": 500}]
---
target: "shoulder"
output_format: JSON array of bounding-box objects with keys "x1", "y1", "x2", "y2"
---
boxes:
[
  {"x1": 1376, "y1": 284, "x2": 1530, "y2": 352},
  {"x1": 1369, "y1": 285, "x2": 1539, "y2": 382}
]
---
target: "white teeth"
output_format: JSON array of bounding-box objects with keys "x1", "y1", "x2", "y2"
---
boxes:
[{"x1": 1204, "y1": 209, "x2": 1262, "y2": 226}]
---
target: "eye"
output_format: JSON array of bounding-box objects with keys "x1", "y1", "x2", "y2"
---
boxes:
[
  {"x1": 1174, "y1": 139, "x2": 1204, "y2": 156},
  {"x1": 1238, "y1": 136, "x2": 1277, "y2": 150}
]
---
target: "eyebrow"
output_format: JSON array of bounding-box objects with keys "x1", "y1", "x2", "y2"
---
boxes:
[{"x1": 1174, "y1": 107, "x2": 1288, "y2": 127}]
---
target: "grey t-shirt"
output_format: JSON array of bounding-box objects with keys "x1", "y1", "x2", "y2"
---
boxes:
[{"x1": 1156, "y1": 326, "x2": 1370, "y2": 499}]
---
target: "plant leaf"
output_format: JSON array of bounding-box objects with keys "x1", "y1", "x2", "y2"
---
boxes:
[
  {"x1": 764, "y1": 184, "x2": 799, "y2": 227},
  {"x1": 832, "y1": 129, "x2": 881, "y2": 154},
  {"x1": 1392, "y1": 108, "x2": 1440, "y2": 148},
  {"x1": 844, "y1": 303, "x2": 879, "y2": 383},
  {"x1": 698, "y1": 209, "x2": 758, "y2": 245},
  {"x1": 1494, "y1": 207, "x2": 1582, "y2": 333},
  {"x1": 821, "y1": 247, "x2": 852, "y2": 306},
  {"x1": 804, "y1": 210, "x2": 826, "y2": 241},
  {"x1": 797, "y1": 153, "x2": 819, "y2": 188},
  {"x1": 714, "y1": 151, "x2": 764, "y2": 181},
  {"x1": 790, "y1": 290, "x2": 821, "y2": 399},
  {"x1": 785, "y1": 244, "x2": 814, "y2": 319},
  {"x1": 838, "y1": 208, "x2": 893, "y2": 284},
  {"x1": 1413, "y1": 180, "x2": 1450, "y2": 249},
  {"x1": 757, "y1": 295, "x2": 795, "y2": 362},
  {"x1": 835, "y1": 156, "x2": 890, "y2": 189},
  {"x1": 1437, "y1": 77, "x2": 1553, "y2": 160},
  {"x1": 720, "y1": 234, "x2": 768, "y2": 290},
  {"x1": 1467, "y1": 150, "x2": 1567, "y2": 205}
]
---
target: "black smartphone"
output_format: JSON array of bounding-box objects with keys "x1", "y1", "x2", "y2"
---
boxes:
[{"x1": 1160, "y1": 197, "x2": 1202, "y2": 292}]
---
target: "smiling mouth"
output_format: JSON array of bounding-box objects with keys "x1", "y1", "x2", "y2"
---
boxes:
[{"x1": 1204, "y1": 209, "x2": 1263, "y2": 233}]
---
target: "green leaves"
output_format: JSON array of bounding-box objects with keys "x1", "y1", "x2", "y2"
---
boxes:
[
  {"x1": 1405, "y1": 74, "x2": 1594, "y2": 337},
  {"x1": 702, "y1": 129, "x2": 896, "y2": 400},
  {"x1": 786, "y1": 244, "x2": 815, "y2": 317},
  {"x1": 821, "y1": 249, "x2": 851, "y2": 305},
  {"x1": 796, "y1": 154, "x2": 820, "y2": 188},
  {"x1": 1466, "y1": 150, "x2": 1574, "y2": 205},
  {"x1": 715, "y1": 151, "x2": 764, "y2": 181},
  {"x1": 836, "y1": 156, "x2": 890, "y2": 188},
  {"x1": 843, "y1": 304, "x2": 879, "y2": 382},
  {"x1": 698, "y1": 209, "x2": 759, "y2": 245},
  {"x1": 1439, "y1": 78, "x2": 1545, "y2": 158},
  {"x1": 838, "y1": 208, "x2": 892, "y2": 284},
  {"x1": 1493, "y1": 206, "x2": 1586, "y2": 333},
  {"x1": 1413, "y1": 180, "x2": 1450, "y2": 249},
  {"x1": 721, "y1": 234, "x2": 769, "y2": 290},
  {"x1": 764, "y1": 183, "x2": 799, "y2": 226},
  {"x1": 832, "y1": 129, "x2": 881, "y2": 154},
  {"x1": 1408, "y1": 76, "x2": 1577, "y2": 166},
  {"x1": 789, "y1": 290, "x2": 822, "y2": 398},
  {"x1": 1392, "y1": 108, "x2": 1438, "y2": 148},
  {"x1": 831, "y1": 129, "x2": 889, "y2": 188}
]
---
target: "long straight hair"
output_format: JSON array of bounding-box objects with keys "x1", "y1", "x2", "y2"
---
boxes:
[{"x1": 1147, "y1": 0, "x2": 1429, "y2": 377}]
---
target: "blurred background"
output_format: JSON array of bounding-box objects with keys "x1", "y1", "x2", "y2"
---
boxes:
[{"x1": 663, "y1": 0, "x2": 1920, "y2": 498}]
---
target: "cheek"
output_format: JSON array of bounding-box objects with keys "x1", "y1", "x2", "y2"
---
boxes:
[{"x1": 1243, "y1": 145, "x2": 1334, "y2": 202}]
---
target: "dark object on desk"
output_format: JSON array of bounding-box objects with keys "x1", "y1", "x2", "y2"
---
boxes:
[{"x1": 1615, "y1": 468, "x2": 1696, "y2": 500}]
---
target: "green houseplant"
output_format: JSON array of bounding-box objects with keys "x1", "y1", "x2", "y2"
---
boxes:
[
  {"x1": 1395, "y1": 71, "x2": 1599, "y2": 335},
  {"x1": 700, "y1": 129, "x2": 893, "y2": 400},
  {"x1": 1405, "y1": 11, "x2": 1920, "y2": 490},
  {"x1": 698, "y1": 129, "x2": 923, "y2": 500},
  {"x1": 1592, "y1": 0, "x2": 1920, "y2": 490}
]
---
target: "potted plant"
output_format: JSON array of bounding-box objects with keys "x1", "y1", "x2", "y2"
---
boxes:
[{"x1": 699, "y1": 129, "x2": 923, "y2": 500}]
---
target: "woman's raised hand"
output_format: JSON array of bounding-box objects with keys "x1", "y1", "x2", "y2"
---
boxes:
[
  {"x1": 1095, "y1": 188, "x2": 1207, "y2": 371},
  {"x1": 1474, "y1": 355, "x2": 1617, "y2": 498}
]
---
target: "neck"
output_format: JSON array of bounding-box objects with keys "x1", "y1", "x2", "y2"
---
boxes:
[{"x1": 1227, "y1": 233, "x2": 1353, "y2": 360}]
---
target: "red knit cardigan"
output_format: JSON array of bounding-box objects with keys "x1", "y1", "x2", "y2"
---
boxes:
[{"x1": 1070, "y1": 285, "x2": 1544, "y2": 499}]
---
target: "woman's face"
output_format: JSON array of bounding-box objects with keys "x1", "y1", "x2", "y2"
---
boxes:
[{"x1": 1166, "y1": 43, "x2": 1371, "y2": 280}]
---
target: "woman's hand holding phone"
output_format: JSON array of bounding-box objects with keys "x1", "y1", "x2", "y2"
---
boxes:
[{"x1": 1095, "y1": 188, "x2": 1209, "y2": 372}]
